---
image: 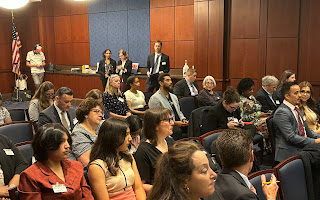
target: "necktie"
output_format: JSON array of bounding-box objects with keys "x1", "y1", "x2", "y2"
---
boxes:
[
  {"x1": 294, "y1": 107, "x2": 306, "y2": 137},
  {"x1": 153, "y1": 55, "x2": 160, "y2": 74},
  {"x1": 191, "y1": 84, "x2": 198, "y2": 95},
  {"x1": 61, "y1": 111, "x2": 69, "y2": 131}
]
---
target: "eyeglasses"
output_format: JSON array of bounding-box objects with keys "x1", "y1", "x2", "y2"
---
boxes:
[
  {"x1": 229, "y1": 105, "x2": 239, "y2": 110},
  {"x1": 162, "y1": 117, "x2": 173, "y2": 123},
  {"x1": 45, "y1": 93, "x2": 55, "y2": 97},
  {"x1": 91, "y1": 109, "x2": 103, "y2": 115},
  {"x1": 301, "y1": 90, "x2": 311, "y2": 95}
]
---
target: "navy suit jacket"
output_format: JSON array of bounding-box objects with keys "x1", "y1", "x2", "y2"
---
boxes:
[
  {"x1": 173, "y1": 79, "x2": 199, "y2": 98},
  {"x1": 146, "y1": 53, "x2": 170, "y2": 74},
  {"x1": 38, "y1": 104, "x2": 76, "y2": 131},
  {"x1": 273, "y1": 103, "x2": 319, "y2": 162}
]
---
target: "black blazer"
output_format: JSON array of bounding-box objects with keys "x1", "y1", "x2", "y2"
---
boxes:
[
  {"x1": 117, "y1": 59, "x2": 132, "y2": 83},
  {"x1": 173, "y1": 79, "x2": 199, "y2": 98},
  {"x1": 207, "y1": 102, "x2": 241, "y2": 132},
  {"x1": 146, "y1": 53, "x2": 170, "y2": 74},
  {"x1": 215, "y1": 168, "x2": 259, "y2": 200},
  {"x1": 38, "y1": 104, "x2": 76, "y2": 131},
  {"x1": 97, "y1": 58, "x2": 117, "y2": 81},
  {"x1": 255, "y1": 87, "x2": 279, "y2": 113}
]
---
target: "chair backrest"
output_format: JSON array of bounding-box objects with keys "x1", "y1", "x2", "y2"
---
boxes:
[
  {"x1": 8, "y1": 109, "x2": 27, "y2": 121},
  {"x1": 0, "y1": 121, "x2": 34, "y2": 144},
  {"x1": 274, "y1": 155, "x2": 308, "y2": 200},
  {"x1": 144, "y1": 92, "x2": 154, "y2": 105},
  {"x1": 179, "y1": 96, "x2": 195, "y2": 120},
  {"x1": 199, "y1": 130, "x2": 224, "y2": 153},
  {"x1": 248, "y1": 169, "x2": 278, "y2": 200},
  {"x1": 16, "y1": 142, "x2": 34, "y2": 166},
  {"x1": 9, "y1": 187, "x2": 19, "y2": 200},
  {"x1": 200, "y1": 107, "x2": 211, "y2": 135},
  {"x1": 266, "y1": 116, "x2": 276, "y2": 166}
]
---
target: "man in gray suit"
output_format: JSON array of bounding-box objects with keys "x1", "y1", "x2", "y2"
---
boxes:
[
  {"x1": 149, "y1": 73, "x2": 188, "y2": 140},
  {"x1": 38, "y1": 87, "x2": 76, "y2": 132},
  {"x1": 273, "y1": 82, "x2": 320, "y2": 162}
]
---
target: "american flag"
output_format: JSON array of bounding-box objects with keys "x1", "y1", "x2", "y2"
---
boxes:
[{"x1": 12, "y1": 13, "x2": 21, "y2": 75}]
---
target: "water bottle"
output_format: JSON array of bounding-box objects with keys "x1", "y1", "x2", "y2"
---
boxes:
[{"x1": 183, "y1": 60, "x2": 189, "y2": 78}]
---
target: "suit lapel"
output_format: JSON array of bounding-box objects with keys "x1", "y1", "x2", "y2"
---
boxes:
[{"x1": 52, "y1": 105, "x2": 62, "y2": 124}]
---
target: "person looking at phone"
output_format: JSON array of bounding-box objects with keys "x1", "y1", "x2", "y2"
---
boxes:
[{"x1": 26, "y1": 44, "x2": 46, "y2": 90}]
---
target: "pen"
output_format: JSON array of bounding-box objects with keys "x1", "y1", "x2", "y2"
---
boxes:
[{"x1": 263, "y1": 181, "x2": 280, "y2": 185}]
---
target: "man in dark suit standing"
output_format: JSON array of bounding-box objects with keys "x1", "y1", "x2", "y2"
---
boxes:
[
  {"x1": 273, "y1": 82, "x2": 320, "y2": 162},
  {"x1": 255, "y1": 75, "x2": 280, "y2": 113},
  {"x1": 38, "y1": 87, "x2": 76, "y2": 132},
  {"x1": 146, "y1": 40, "x2": 170, "y2": 92},
  {"x1": 173, "y1": 68, "x2": 199, "y2": 98},
  {"x1": 215, "y1": 129, "x2": 279, "y2": 200}
]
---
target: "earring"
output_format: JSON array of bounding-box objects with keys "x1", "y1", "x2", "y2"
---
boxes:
[
  {"x1": 184, "y1": 185, "x2": 190, "y2": 193},
  {"x1": 85, "y1": 116, "x2": 88, "y2": 119}
]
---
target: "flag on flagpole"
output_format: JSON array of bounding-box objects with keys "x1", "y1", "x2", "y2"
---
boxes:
[{"x1": 12, "y1": 11, "x2": 22, "y2": 75}]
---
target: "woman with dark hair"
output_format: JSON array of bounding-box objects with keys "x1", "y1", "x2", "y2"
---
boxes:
[
  {"x1": 0, "y1": 93, "x2": 11, "y2": 125},
  {"x1": 276, "y1": 70, "x2": 296, "y2": 103},
  {"x1": 117, "y1": 49, "x2": 133, "y2": 90},
  {"x1": 88, "y1": 118, "x2": 145, "y2": 200},
  {"x1": 124, "y1": 76, "x2": 146, "y2": 115},
  {"x1": 126, "y1": 115, "x2": 143, "y2": 154},
  {"x1": 98, "y1": 49, "x2": 117, "y2": 90},
  {"x1": 28, "y1": 81, "x2": 55, "y2": 121},
  {"x1": 69, "y1": 98, "x2": 104, "y2": 167},
  {"x1": 147, "y1": 141, "x2": 219, "y2": 200},
  {"x1": 85, "y1": 89, "x2": 103, "y2": 103},
  {"x1": 237, "y1": 78, "x2": 269, "y2": 138},
  {"x1": 103, "y1": 74, "x2": 131, "y2": 119},
  {"x1": 298, "y1": 81, "x2": 320, "y2": 133},
  {"x1": 18, "y1": 123, "x2": 93, "y2": 199},
  {"x1": 134, "y1": 107, "x2": 175, "y2": 193}
]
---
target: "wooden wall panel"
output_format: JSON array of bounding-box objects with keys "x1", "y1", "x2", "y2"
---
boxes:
[
  {"x1": 208, "y1": 0, "x2": 223, "y2": 79},
  {"x1": 0, "y1": 19, "x2": 11, "y2": 44},
  {"x1": 229, "y1": 39, "x2": 259, "y2": 79},
  {"x1": 267, "y1": 0, "x2": 300, "y2": 37},
  {"x1": 0, "y1": 73, "x2": 15, "y2": 93},
  {"x1": 54, "y1": 0, "x2": 71, "y2": 16},
  {"x1": 175, "y1": 5, "x2": 194, "y2": 41},
  {"x1": 71, "y1": 14, "x2": 89, "y2": 43},
  {"x1": 41, "y1": 17, "x2": 56, "y2": 63},
  {"x1": 150, "y1": 0, "x2": 174, "y2": 8},
  {"x1": 194, "y1": 1, "x2": 208, "y2": 78},
  {"x1": 176, "y1": 0, "x2": 194, "y2": 6},
  {"x1": 0, "y1": 44, "x2": 11, "y2": 70},
  {"x1": 39, "y1": 0, "x2": 54, "y2": 17},
  {"x1": 70, "y1": 0, "x2": 88, "y2": 15},
  {"x1": 230, "y1": 0, "x2": 260, "y2": 38},
  {"x1": 55, "y1": 43, "x2": 73, "y2": 65},
  {"x1": 54, "y1": 16, "x2": 72, "y2": 43},
  {"x1": 72, "y1": 43, "x2": 90, "y2": 65},
  {"x1": 266, "y1": 38, "x2": 298, "y2": 78},
  {"x1": 175, "y1": 41, "x2": 194, "y2": 69},
  {"x1": 150, "y1": 7, "x2": 175, "y2": 41}
]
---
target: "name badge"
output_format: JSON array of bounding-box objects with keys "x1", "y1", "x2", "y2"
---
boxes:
[
  {"x1": 276, "y1": 100, "x2": 280, "y2": 105},
  {"x1": 3, "y1": 149, "x2": 14, "y2": 156},
  {"x1": 227, "y1": 117, "x2": 235, "y2": 122},
  {"x1": 118, "y1": 97, "x2": 124, "y2": 102},
  {"x1": 162, "y1": 62, "x2": 166, "y2": 65},
  {"x1": 303, "y1": 116, "x2": 306, "y2": 121},
  {"x1": 52, "y1": 182, "x2": 67, "y2": 193},
  {"x1": 233, "y1": 118, "x2": 239, "y2": 123}
]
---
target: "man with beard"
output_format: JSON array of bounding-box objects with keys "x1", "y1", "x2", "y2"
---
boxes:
[{"x1": 148, "y1": 73, "x2": 188, "y2": 140}]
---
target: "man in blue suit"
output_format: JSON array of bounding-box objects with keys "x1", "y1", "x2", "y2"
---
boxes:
[{"x1": 273, "y1": 82, "x2": 320, "y2": 162}]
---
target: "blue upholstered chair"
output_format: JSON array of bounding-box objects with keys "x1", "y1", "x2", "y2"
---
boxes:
[
  {"x1": 199, "y1": 130, "x2": 224, "y2": 154},
  {"x1": 17, "y1": 142, "x2": 34, "y2": 166},
  {"x1": 179, "y1": 96, "x2": 196, "y2": 120},
  {"x1": 8, "y1": 109, "x2": 27, "y2": 121},
  {"x1": 0, "y1": 121, "x2": 35, "y2": 144}
]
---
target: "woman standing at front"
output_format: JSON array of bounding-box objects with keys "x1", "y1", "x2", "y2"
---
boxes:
[
  {"x1": 88, "y1": 118, "x2": 146, "y2": 200},
  {"x1": 117, "y1": 49, "x2": 132, "y2": 91},
  {"x1": 98, "y1": 49, "x2": 117, "y2": 90},
  {"x1": 134, "y1": 107, "x2": 175, "y2": 193}
]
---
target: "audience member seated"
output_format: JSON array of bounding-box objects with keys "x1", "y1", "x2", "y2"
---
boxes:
[
  {"x1": 173, "y1": 68, "x2": 199, "y2": 98},
  {"x1": 69, "y1": 98, "x2": 103, "y2": 167},
  {"x1": 124, "y1": 76, "x2": 146, "y2": 116},
  {"x1": 38, "y1": 87, "x2": 76, "y2": 132},
  {"x1": 126, "y1": 115, "x2": 142, "y2": 154},
  {"x1": 0, "y1": 134, "x2": 28, "y2": 198},
  {"x1": 134, "y1": 107, "x2": 175, "y2": 194},
  {"x1": 98, "y1": 49, "x2": 117, "y2": 90},
  {"x1": 117, "y1": 49, "x2": 132, "y2": 91},
  {"x1": 275, "y1": 70, "x2": 296, "y2": 103},
  {"x1": 148, "y1": 73, "x2": 188, "y2": 140},
  {"x1": 18, "y1": 123, "x2": 93, "y2": 199},
  {"x1": 198, "y1": 75, "x2": 221, "y2": 107},
  {"x1": 273, "y1": 82, "x2": 320, "y2": 162},
  {"x1": 0, "y1": 93, "x2": 11, "y2": 125},
  {"x1": 103, "y1": 74, "x2": 131, "y2": 119},
  {"x1": 28, "y1": 81, "x2": 55, "y2": 121},
  {"x1": 207, "y1": 86, "x2": 256, "y2": 136},
  {"x1": 147, "y1": 141, "x2": 220, "y2": 200},
  {"x1": 237, "y1": 78, "x2": 270, "y2": 138},
  {"x1": 318, "y1": 98, "x2": 320, "y2": 115},
  {"x1": 255, "y1": 75, "x2": 279, "y2": 113},
  {"x1": 85, "y1": 89, "x2": 103, "y2": 103},
  {"x1": 215, "y1": 129, "x2": 279, "y2": 200},
  {"x1": 298, "y1": 81, "x2": 320, "y2": 134},
  {"x1": 88, "y1": 118, "x2": 146, "y2": 200}
]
